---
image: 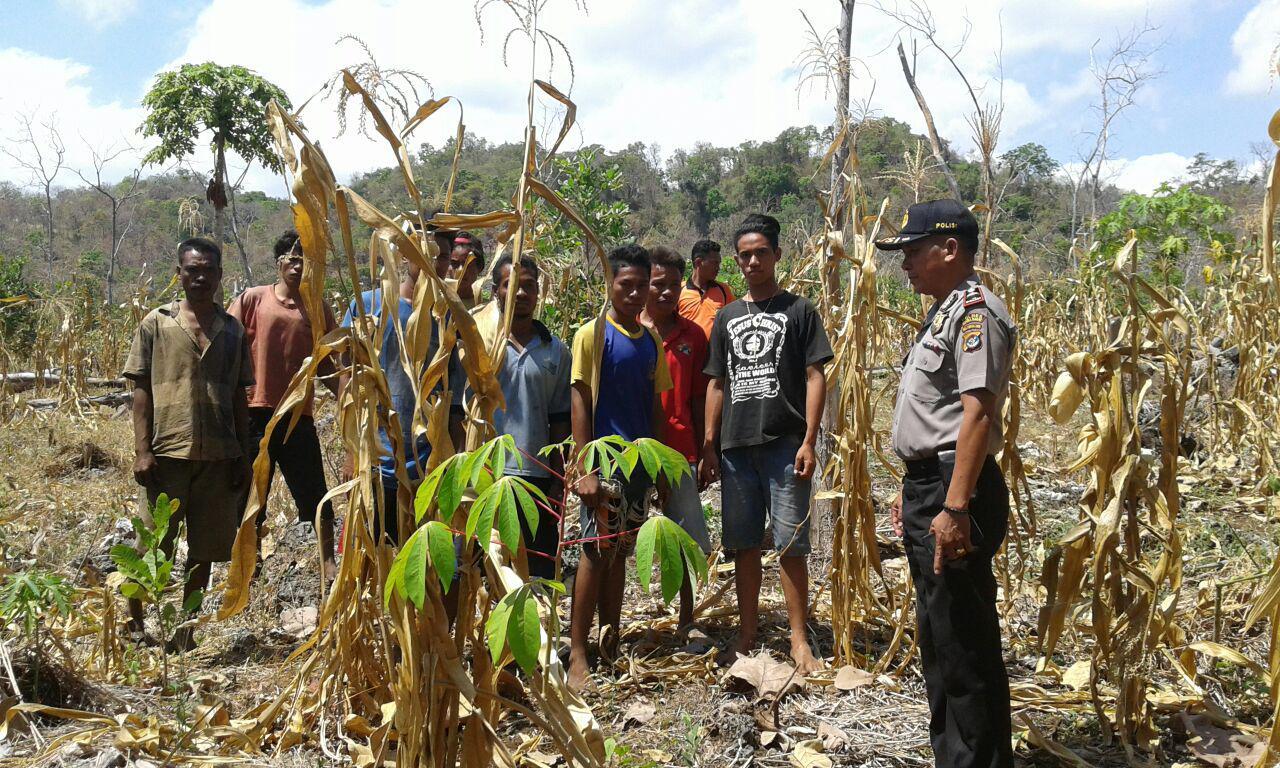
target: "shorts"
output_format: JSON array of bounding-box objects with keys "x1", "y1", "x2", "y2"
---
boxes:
[
  {"x1": 139, "y1": 457, "x2": 242, "y2": 562},
  {"x1": 720, "y1": 435, "x2": 813, "y2": 557},
  {"x1": 662, "y1": 462, "x2": 712, "y2": 553},
  {"x1": 579, "y1": 471, "x2": 651, "y2": 556}
]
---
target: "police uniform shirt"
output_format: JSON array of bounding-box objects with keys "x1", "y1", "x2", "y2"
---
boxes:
[{"x1": 891, "y1": 274, "x2": 1016, "y2": 461}]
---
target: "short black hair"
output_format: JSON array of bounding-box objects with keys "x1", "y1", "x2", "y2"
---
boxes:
[
  {"x1": 273, "y1": 230, "x2": 301, "y2": 258},
  {"x1": 733, "y1": 213, "x2": 781, "y2": 251},
  {"x1": 452, "y1": 231, "x2": 485, "y2": 269},
  {"x1": 490, "y1": 254, "x2": 541, "y2": 287},
  {"x1": 647, "y1": 245, "x2": 685, "y2": 277},
  {"x1": 690, "y1": 239, "x2": 721, "y2": 262},
  {"x1": 177, "y1": 237, "x2": 222, "y2": 267},
  {"x1": 608, "y1": 244, "x2": 651, "y2": 278}
]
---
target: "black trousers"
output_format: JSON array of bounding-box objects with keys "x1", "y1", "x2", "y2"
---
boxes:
[
  {"x1": 247, "y1": 408, "x2": 335, "y2": 526},
  {"x1": 902, "y1": 455, "x2": 1012, "y2": 768},
  {"x1": 520, "y1": 476, "x2": 563, "y2": 581}
]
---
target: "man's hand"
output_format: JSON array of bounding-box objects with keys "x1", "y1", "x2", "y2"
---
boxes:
[
  {"x1": 890, "y1": 492, "x2": 903, "y2": 537},
  {"x1": 793, "y1": 441, "x2": 817, "y2": 480},
  {"x1": 699, "y1": 444, "x2": 720, "y2": 487},
  {"x1": 133, "y1": 449, "x2": 159, "y2": 488},
  {"x1": 928, "y1": 509, "x2": 973, "y2": 575},
  {"x1": 576, "y1": 473, "x2": 603, "y2": 510},
  {"x1": 341, "y1": 455, "x2": 355, "y2": 483}
]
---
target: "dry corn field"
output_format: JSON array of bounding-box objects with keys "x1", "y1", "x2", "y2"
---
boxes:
[{"x1": 3, "y1": 25, "x2": 1280, "y2": 768}]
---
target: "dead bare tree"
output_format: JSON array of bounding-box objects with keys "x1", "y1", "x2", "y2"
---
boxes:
[
  {"x1": 1067, "y1": 22, "x2": 1160, "y2": 248},
  {"x1": 74, "y1": 140, "x2": 142, "y2": 306},
  {"x1": 3, "y1": 113, "x2": 66, "y2": 288},
  {"x1": 895, "y1": 39, "x2": 962, "y2": 203},
  {"x1": 877, "y1": 0, "x2": 1004, "y2": 263},
  {"x1": 797, "y1": 2, "x2": 859, "y2": 228}
]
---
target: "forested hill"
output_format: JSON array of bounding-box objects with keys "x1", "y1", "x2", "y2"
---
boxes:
[{"x1": 0, "y1": 116, "x2": 1265, "y2": 303}]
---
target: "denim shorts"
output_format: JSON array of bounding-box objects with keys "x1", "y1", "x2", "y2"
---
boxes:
[
  {"x1": 663, "y1": 462, "x2": 712, "y2": 553},
  {"x1": 720, "y1": 436, "x2": 812, "y2": 556}
]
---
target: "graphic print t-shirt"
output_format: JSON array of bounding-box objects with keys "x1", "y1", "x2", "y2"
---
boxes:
[{"x1": 704, "y1": 291, "x2": 833, "y2": 451}]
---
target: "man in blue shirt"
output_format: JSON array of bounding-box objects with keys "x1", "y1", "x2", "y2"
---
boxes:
[
  {"x1": 478, "y1": 254, "x2": 572, "y2": 579},
  {"x1": 567, "y1": 244, "x2": 672, "y2": 691},
  {"x1": 340, "y1": 254, "x2": 464, "y2": 545}
]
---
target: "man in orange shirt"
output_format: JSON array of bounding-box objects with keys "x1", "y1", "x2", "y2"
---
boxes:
[
  {"x1": 677, "y1": 239, "x2": 735, "y2": 338},
  {"x1": 228, "y1": 231, "x2": 339, "y2": 579}
]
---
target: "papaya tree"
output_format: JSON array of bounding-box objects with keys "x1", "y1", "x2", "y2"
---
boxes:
[{"x1": 138, "y1": 62, "x2": 290, "y2": 282}]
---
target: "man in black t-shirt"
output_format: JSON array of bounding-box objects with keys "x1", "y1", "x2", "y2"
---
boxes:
[{"x1": 702, "y1": 214, "x2": 833, "y2": 673}]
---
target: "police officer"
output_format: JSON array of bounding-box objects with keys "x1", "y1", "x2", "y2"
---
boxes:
[{"x1": 875, "y1": 199, "x2": 1017, "y2": 768}]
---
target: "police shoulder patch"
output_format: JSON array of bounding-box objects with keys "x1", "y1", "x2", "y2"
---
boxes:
[
  {"x1": 960, "y1": 310, "x2": 984, "y2": 352},
  {"x1": 963, "y1": 285, "x2": 986, "y2": 308}
]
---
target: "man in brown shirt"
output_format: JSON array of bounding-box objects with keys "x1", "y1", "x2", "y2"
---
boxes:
[
  {"x1": 228, "y1": 230, "x2": 338, "y2": 579},
  {"x1": 123, "y1": 237, "x2": 253, "y2": 651}
]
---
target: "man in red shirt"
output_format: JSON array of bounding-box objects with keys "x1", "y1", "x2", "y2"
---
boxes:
[
  {"x1": 228, "y1": 231, "x2": 339, "y2": 580},
  {"x1": 644, "y1": 245, "x2": 713, "y2": 629},
  {"x1": 677, "y1": 239, "x2": 735, "y2": 338}
]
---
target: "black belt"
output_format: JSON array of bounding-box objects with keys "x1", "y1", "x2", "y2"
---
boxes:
[{"x1": 903, "y1": 443, "x2": 958, "y2": 479}]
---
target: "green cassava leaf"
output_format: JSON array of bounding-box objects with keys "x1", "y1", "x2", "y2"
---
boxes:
[
  {"x1": 467, "y1": 482, "x2": 501, "y2": 546},
  {"x1": 511, "y1": 477, "x2": 543, "y2": 537},
  {"x1": 495, "y1": 480, "x2": 521, "y2": 553},
  {"x1": 657, "y1": 519, "x2": 684, "y2": 603},
  {"x1": 632, "y1": 439, "x2": 661, "y2": 484},
  {"x1": 438, "y1": 455, "x2": 468, "y2": 522},
  {"x1": 486, "y1": 595, "x2": 514, "y2": 666},
  {"x1": 383, "y1": 550, "x2": 408, "y2": 609},
  {"x1": 402, "y1": 526, "x2": 429, "y2": 609},
  {"x1": 120, "y1": 582, "x2": 145, "y2": 601},
  {"x1": 182, "y1": 589, "x2": 204, "y2": 613},
  {"x1": 679, "y1": 527, "x2": 708, "y2": 583},
  {"x1": 509, "y1": 589, "x2": 541, "y2": 673},
  {"x1": 425, "y1": 520, "x2": 456, "y2": 592},
  {"x1": 634, "y1": 518, "x2": 657, "y2": 593}
]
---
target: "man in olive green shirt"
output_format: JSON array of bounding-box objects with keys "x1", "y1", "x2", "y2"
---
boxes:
[{"x1": 123, "y1": 237, "x2": 253, "y2": 652}]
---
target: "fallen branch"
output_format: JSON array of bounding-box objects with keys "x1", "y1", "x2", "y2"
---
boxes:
[
  {"x1": 3, "y1": 372, "x2": 125, "y2": 393},
  {"x1": 26, "y1": 391, "x2": 132, "y2": 410}
]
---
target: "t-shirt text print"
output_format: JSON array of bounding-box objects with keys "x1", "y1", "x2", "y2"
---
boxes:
[
  {"x1": 705, "y1": 292, "x2": 834, "y2": 451},
  {"x1": 726, "y1": 310, "x2": 788, "y2": 403}
]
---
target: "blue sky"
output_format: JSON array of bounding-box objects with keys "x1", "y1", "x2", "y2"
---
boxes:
[{"x1": 1, "y1": 0, "x2": 1277, "y2": 194}]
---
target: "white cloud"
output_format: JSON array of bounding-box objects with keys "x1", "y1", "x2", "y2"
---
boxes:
[
  {"x1": 0, "y1": 47, "x2": 146, "y2": 188},
  {"x1": 1225, "y1": 0, "x2": 1280, "y2": 95},
  {"x1": 56, "y1": 0, "x2": 139, "y2": 28},
  {"x1": 0, "y1": 0, "x2": 1210, "y2": 196},
  {"x1": 1067, "y1": 151, "x2": 1195, "y2": 194}
]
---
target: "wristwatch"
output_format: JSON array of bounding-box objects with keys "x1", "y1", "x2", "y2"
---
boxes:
[{"x1": 942, "y1": 504, "x2": 968, "y2": 516}]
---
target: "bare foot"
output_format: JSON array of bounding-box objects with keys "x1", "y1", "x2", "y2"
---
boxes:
[
  {"x1": 790, "y1": 640, "x2": 824, "y2": 675},
  {"x1": 566, "y1": 653, "x2": 591, "y2": 693},
  {"x1": 733, "y1": 631, "x2": 756, "y2": 658}
]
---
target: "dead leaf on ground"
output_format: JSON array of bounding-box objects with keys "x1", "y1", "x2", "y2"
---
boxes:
[
  {"x1": 727, "y1": 652, "x2": 803, "y2": 700},
  {"x1": 833, "y1": 665, "x2": 874, "y2": 691},
  {"x1": 622, "y1": 700, "x2": 656, "y2": 727},
  {"x1": 279, "y1": 605, "x2": 318, "y2": 638},
  {"x1": 1178, "y1": 712, "x2": 1265, "y2": 768},
  {"x1": 789, "y1": 739, "x2": 833, "y2": 768},
  {"x1": 817, "y1": 721, "x2": 848, "y2": 751},
  {"x1": 1061, "y1": 659, "x2": 1091, "y2": 691}
]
